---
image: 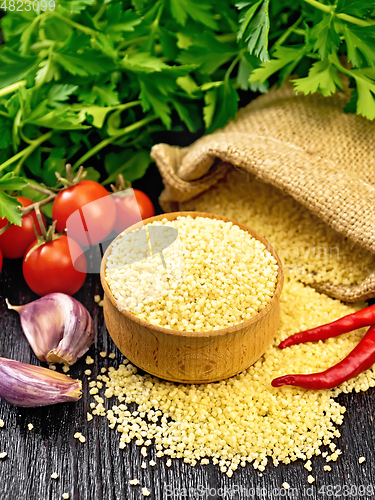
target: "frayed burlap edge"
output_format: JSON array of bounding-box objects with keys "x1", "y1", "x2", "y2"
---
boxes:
[{"x1": 151, "y1": 91, "x2": 375, "y2": 303}]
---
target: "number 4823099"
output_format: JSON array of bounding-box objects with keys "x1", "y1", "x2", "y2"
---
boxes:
[{"x1": 0, "y1": 0, "x2": 55, "y2": 11}]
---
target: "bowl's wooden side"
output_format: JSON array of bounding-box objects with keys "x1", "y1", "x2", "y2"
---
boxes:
[
  {"x1": 101, "y1": 211, "x2": 284, "y2": 384},
  {"x1": 103, "y1": 294, "x2": 280, "y2": 384}
]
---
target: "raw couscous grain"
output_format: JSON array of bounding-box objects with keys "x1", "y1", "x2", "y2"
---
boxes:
[
  {"x1": 181, "y1": 170, "x2": 375, "y2": 286},
  {"x1": 91, "y1": 279, "x2": 372, "y2": 472},
  {"x1": 90, "y1": 169, "x2": 375, "y2": 474},
  {"x1": 105, "y1": 216, "x2": 278, "y2": 331}
]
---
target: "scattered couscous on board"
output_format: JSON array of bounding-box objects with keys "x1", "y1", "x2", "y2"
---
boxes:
[{"x1": 87, "y1": 169, "x2": 375, "y2": 475}]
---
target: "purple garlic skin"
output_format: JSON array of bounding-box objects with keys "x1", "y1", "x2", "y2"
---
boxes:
[
  {"x1": 0, "y1": 357, "x2": 82, "y2": 407},
  {"x1": 7, "y1": 293, "x2": 95, "y2": 365}
]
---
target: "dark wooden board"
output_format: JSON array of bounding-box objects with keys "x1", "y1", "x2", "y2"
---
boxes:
[
  {"x1": 2, "y1": 258, "x2": 375, "y2": 500},
  {"x1": 1, "y1": 165, "x2": 375, "y2": 500}
]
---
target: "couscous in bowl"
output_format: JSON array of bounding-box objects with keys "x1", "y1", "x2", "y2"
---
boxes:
[{"x1": 100, "y1": 212, "x2": 284, "y2": 383}]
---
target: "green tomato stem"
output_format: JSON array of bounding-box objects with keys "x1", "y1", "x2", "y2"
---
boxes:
[{"x1": 71, "y1": 115, "x2": 158, "y2": 170}]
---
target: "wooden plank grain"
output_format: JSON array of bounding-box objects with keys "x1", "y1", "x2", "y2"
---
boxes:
[{"x1": 1, "y1": 260, "x2": 375, "y2": 500}]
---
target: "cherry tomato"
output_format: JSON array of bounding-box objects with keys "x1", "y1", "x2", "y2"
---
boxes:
[
  {"x1": 52, "y1": 180, "x2": 116, "y2": 246},
  {"x1": 22, "y1": 235, "x2": 86, "y2": 296},
  {"x1": 0, "y1": 196, "x2": 46, "y2": 259},
  {"x1": 113, "y1": 189, "x2": 155, "y2": 234}
]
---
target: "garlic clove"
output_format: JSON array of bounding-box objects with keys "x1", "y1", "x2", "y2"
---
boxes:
[
  {"x1": 6, "y1": 293, "x2": 95, "y2": 366},
  {"x1": 0, "y1": 357, "x2": 81, "y2": 407}
]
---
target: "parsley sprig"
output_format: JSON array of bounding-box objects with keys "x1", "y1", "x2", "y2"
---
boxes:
[{"x1": 0, "y1": 0, "x2": 374, "y2": 224}]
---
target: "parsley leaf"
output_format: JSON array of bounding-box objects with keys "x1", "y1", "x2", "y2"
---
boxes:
[
  {"x1": 336, "y1": 0, "x2": 375, "y2": 18},
  {"x1": 0, "y1": 192, "x2": 23, "y2": 226},
  {"x1": 0, "y1": 48, "x2": 38, "y2": 88},
  {"x1": 292, "y1": 59, "x2": 343, "y2": 97},
  {"x1": 341, "y1": 25, "x2": 375, "y2": 67},
  {"x1": 203, "y1": 80, "x2": 239, "y2": 133},
  {"x1": 0, "y1": 0, "x2": 374, "y2": 210},
  {"x1": 0, "y1": 172, "x2": 27, "y2": 191},
  {"x1": 104, "y1": 150, "x2": 151, "y2": 185},
  {"x1": 105, "y1": 5, "x2": 142, "y2": 34},
  {"x1": 58, "y1": 0, "x2": 96, "y2": 14},
  {"x1": 0, "y1": 173, "x2": 27, "y2": 225},
  {"x1": 48, "y1": 84, "x2": 78, "y2": 107},
  {"x1": 249, "y1": 46, "x2": 306, "y2": 85},
  {"x1": 237, "y1": 0, "x2": 270, "y2": 62},
  {"x1": 168, "y1": 0, "x2": 219, "y2": 30},
  {"x1": 311, "y1": 15, "x2": 341, "y2": 59},
  {"x1": 177, "y1": 33, "x2": 237, "y2": 74},
  {"x1": 139, "y1": 79, "x2": 172, "y2": 129},
  {"x1": 348, "y1": 67, "x2": 375, "y2": 120}
]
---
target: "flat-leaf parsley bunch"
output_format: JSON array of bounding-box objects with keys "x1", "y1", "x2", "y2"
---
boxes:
[{"x1": 0, "y1": 0, "x2": 374, "y2": 224}]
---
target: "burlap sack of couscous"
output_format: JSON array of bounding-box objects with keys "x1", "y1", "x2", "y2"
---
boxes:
[{"x1": 151, "y1": 81, "x2": 375, "y2": 303}]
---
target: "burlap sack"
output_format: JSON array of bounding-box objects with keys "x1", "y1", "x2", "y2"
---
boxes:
[{"x1": 150, "y1": 82, "x2": 375, "y2": 302}]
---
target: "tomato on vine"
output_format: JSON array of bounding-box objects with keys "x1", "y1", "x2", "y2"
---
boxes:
[
  {"x1": 0, "y1": 196, "x2": 46, "y2": 259},
  {"x1": 111, "y1": 175, "x2": 155, "y2": 234},
  {"x1": 23, "y1": 233, "x2": 86, "y2": 297},
  {"x1": 52, "y1": 179, "x2": 116, "y2": 247}
]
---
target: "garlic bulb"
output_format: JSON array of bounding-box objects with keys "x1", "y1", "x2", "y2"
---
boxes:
[
  {"x1": 6, "y1": 293, "x2": 95, "y2": 365},
  {"x1": 0, "y1": 357, "x2": 81, "y2": 407}
]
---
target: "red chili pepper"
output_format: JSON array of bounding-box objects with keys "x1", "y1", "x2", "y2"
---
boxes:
[
  {"x1": 272, "y1": 324, "x2": 375, "y2": 390},
  {"x1": 278, "y1": 304, "x2": 375, "y2": 349}
]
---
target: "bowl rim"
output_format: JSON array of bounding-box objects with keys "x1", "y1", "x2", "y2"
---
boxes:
[{"x1": 100, "y1": 211, "x2": 284, "y2": 339}]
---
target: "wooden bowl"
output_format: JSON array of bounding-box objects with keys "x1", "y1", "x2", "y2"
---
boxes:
[{"x1": 100, "y1": 212, "x2": 284, "y2": 384}]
